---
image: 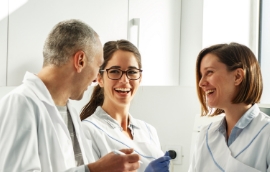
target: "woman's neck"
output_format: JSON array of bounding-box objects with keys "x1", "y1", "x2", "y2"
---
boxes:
[
  {"x1": 102, "y1": 101, "x2": 130, "y2": 127},
  {"x1": 101, "y1": 102, "x2": 133, "y2": 139},
  {"x1": 224, "y1": 103, "x2": 252, "y2": 137}
]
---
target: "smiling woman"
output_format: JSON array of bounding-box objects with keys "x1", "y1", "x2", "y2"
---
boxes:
[
  {"x1": 80, "y1": 40, "x2": 171, "y2": 172},
  {"x1": 189, "y1": 42, "x2": 269, "y2": 172}
]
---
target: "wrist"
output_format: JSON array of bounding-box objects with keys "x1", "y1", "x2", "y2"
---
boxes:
[{"x1": 87, "y1": 163, "x2": 96, "y2": 172}]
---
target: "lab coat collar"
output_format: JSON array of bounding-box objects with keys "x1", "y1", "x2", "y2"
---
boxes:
[
  {"x1": 235, "y1": 104, "x2": 260, "y2": 129},
  {"x1": 22, "y1": 72, "x2": 55, "y2": 107},
  {"x1": 22, "y1": 72, "x2": 94, "y2": 164},
  {"x1": 95, "y1": 106, "x2": 140, "y2": 130},
  {"x1": 216, "y1": 104, "x2": 260, "y2": 133}
]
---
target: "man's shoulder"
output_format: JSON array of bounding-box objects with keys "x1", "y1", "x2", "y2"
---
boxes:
[{"x1": 0, "y1": 84, "x2": 42, "y2": 108}]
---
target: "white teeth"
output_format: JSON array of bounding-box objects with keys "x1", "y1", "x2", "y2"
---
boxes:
[
  {"x1": 206, "y1": 89, "x2": 215, "y2": 94},
  {"x1": 115, "y1": 88, "x2": 131, "y2": 91}
]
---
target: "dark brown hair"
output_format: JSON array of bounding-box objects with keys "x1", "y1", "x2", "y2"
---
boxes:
[
  {"x1": 80, "y1": 40, "x2": 142, "y2": 120},
  {"x1": 196, "y1": 42, "x2": 263, "y2": 116}
]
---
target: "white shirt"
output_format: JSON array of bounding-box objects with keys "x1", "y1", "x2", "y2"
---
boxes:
[
  {"x1": 0, "y1": 72, "x2": 95, "y2": 172},
  {"x1": 82, "y1": 106, "x2": 164, "y2": 172},
  {"x1": 189, "y1": 104, "x2": 270, "y2": 172}
]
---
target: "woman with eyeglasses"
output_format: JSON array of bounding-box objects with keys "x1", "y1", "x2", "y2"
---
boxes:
[{"x1": 80, "y1": 40, "x2": 170, "y2": 172}]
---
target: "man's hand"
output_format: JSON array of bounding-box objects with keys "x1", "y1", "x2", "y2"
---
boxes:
[{"x1": 88, "y1": 148, "x2": 140, "y2": 172}]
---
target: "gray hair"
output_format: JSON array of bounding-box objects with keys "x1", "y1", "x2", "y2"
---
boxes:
[{"x1": 43, "y1": 19, "x2": 99, "y2": 66}]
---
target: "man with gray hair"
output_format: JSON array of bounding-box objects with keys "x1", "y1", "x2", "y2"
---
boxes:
[{"x1": 0, "y1": 19, "x2": 140, "y2": 172}]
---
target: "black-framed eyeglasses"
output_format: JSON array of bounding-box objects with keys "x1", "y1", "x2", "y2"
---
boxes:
[{"x1": 100, "y1": 68, "x2": 143, "y2": 80}]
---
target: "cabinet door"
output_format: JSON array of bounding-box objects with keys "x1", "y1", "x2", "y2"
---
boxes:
[
  {"x1": 129, "y1": 0, "x2": 181, "y2": 85},
  {"x1": 8, "y1": 0, "x2": 127, "y2": 86},
  {"x1": 0, "y1": 0, "x2": 8, "y2": 86}
]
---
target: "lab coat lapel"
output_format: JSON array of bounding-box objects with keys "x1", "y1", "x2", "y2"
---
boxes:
[
  {"x1": 228, "y1": 107, "x2": 264, "y2": 157},
  {"x1": 206, "y1": 125, "x2": 259, "y2": 171},
  {"x1": 23, "y1": 72, "x2": 71, "y2": 138},
  {"x1": 206, "y1": 124, "x2": 230, "y2": 171},
  {"x1": 23, "y1": 72, "x2": 76, "y2": 167}
]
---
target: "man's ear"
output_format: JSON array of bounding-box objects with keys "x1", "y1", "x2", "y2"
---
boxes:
[
  {"x1": 234, "y1": 68, "x2": 244, "y2": 86},
  {"x1": 97, "y1": 73, "x2": 104, "y2": 87},
  {"x1": 73, "y1": 51, "x2": 86, "y2": 73}
]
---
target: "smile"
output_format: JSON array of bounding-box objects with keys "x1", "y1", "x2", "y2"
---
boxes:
[
  {"x1": 206, "y1": 89, "x2": 215, "y2": 95},
  {"x1": 114, "y1": 88, "x2": 131, "y2": 93}
]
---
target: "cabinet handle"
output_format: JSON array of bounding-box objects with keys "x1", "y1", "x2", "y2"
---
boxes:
[{"x1": 130, "y1": 18, "x2": 140, "y2": 48}]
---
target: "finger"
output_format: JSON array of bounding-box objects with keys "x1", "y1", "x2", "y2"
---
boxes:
[
  {"x1": 119, "y1": 148, "x2": 134, "y2": 154},
  {"x1": 156, "y1": 156, "x2": 171, "y2": 163},
  {"x1": 164, "y1": 151, "x2": 169, "y2": 156},
  {"x1": 153, "y1": 165, "x2": 170, "y2": 172},
  {"x1": 126, "y1": 153, "x2": 140, "y2": 163},
  {"x1": 160, "y1": 159, "x2": 170, "y2": 167},
  {"x1": 127, "y1": 161, "x2": 140, "y2": 171}
]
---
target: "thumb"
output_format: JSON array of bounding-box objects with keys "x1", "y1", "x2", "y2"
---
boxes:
[
  {"x1": 119, "y1": 148, "x2": 134, "y2": 155},
  {"x1": 164, "y1": 151, "x2": 169, "y2": 157}
]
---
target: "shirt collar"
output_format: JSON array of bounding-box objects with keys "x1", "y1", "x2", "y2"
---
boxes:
[
  {"x1": 95, "y1": 106, "x2": 140, "y2": 130},
  {"x1": 217, "y1": 104, "x2": 260, "y2": 132}
]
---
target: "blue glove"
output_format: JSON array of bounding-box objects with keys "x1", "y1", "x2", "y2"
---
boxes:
[{"x1": 145, "y1": 152, "x2": 171, "y2": 172}]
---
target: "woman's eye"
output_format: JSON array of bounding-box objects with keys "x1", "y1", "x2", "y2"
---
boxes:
[
  {"x1": 128, "y1": 70, "x2": 138, "y2": 75},
  {"x1": 207, "y1": 71, "x2": 213, "y2": 75},
  {"x1": 109, "y1": 70, "x2": 120, "y2": 74}
]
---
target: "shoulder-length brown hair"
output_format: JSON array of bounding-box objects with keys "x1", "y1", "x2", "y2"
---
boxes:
[
  {"x1": 196, "y1": 42, "x2": 263, "y2": 116},
  {"x1": 80, "y1": 40, "x2": 142, "y2": 120}
]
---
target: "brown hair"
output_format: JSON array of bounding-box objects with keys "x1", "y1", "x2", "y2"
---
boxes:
[
  {"x1": 196, "y1": 42, "x2": 263, "y2": 116},
  {"x1": 80, "y1": 40, "x2": 142, "y2": 120}
]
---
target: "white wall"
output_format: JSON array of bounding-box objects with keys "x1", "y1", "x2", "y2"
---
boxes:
[
  {"x1": 179, "y1": 0, "x2": 203, "y2": 87},
  {"x1": 260, "y1": 0, "x2": 270, "y2": 104}
]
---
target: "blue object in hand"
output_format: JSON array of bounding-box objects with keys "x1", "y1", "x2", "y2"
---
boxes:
[{"x1": 144, "y1": 152, "x2": 171, "y2": 172}]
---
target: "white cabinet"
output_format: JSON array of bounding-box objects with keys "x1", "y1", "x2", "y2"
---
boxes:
[
  {"x1": 6, "y1": 0, "x2": 181, "y2": 86},
  {"x1": 0, "y1": 0, "x2": 8, "y2": 86},
  {"x1": 129, "y1": 0, "x2": 181, "y2": 85},
  {"x1": 7, "y1": 0, "x2": 128, "y2": 86}
]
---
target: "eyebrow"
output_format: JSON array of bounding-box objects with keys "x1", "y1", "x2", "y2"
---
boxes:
[
  {"x1": 200, "y1": 67, "x2": 215, "y2": 74},
  {"x1": 108, "y1": 66, "x2": 139, "y2": 69}
]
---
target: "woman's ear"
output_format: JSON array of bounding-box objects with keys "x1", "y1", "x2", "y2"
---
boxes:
[
  {"x1": 97, "y1": 73, "x2": 104, "y2": 87},
  {"x1": 234, "y1": 68, "x2": 244, "y2": 86}
]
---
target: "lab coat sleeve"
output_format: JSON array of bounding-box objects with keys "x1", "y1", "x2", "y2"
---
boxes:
[
  {"x1": 0, "y1": 93, "x2": 41, "y2": 171},
  {"x1": 188, "y1": 139, "x2": 198, "y2": 172},
  {"x1": 188, "y1": 124, "x2": 208, "y2": 172},
  {"x1": 267, "y1": 134, "x2": 270, "y2": 172}
]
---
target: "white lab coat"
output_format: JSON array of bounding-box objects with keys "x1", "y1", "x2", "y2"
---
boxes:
[
  {"x1": 82, "y1": 106, "x2": 164, "y2": 172},
  {"x1": 0, "y1": 72, "x2": 95, "y2": 172},
  {"x1": 189, "y1": 105, "x2": 270, "y2": 172}
]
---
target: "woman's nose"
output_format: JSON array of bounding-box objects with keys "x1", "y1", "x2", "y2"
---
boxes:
[
  {"x1": 119, "y1": 72, "x2": 129, "y2": 83},
  {"x1": 199, "y1": 76, "x2": 206, "y2": 88}
]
